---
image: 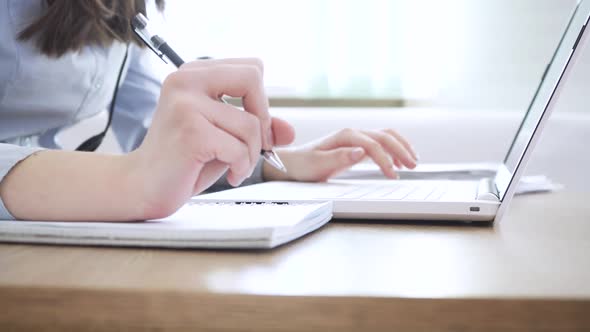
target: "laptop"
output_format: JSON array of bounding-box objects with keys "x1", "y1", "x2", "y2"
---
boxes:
[{"x1": 196, "y1": 0, "x2": 589, "y2": 223}]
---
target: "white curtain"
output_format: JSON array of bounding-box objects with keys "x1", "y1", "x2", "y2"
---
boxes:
[{"x1": 148, "y1": 0, "x2": 465, "y2": 100}]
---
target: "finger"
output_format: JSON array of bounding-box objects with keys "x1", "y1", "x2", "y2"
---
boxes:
[
  {"x1": 321, "y1": 147, "x2": 366, "y2": 170},
  {"x1": 199, "y1": 65, "x2": 268, "y2": 126},
  {"x1": 167, "y1": 65, "x2": 273, "y2": 149},
  {"x1": 322, "y1": 130, "x2": 397, "y2": 179},
  {"x1": 204, "y1": 124, "x2": 252, "y2": 187},
  {"x1": 193, "y1": 161, "x2": 229, "y2": 195},
  {"x1": 271, "y1": 117, "x2": 296, "y2": 146},
  {"x1": 362, "y1": 130, "x2": 417, "y2": 169},
  {"x1": 317, "y1": 147, "x2": 366, "y2": 180},
  {"x1": 200, "y1": 98, "x2": 262, "y2": 174},
  {"x1": 383, "y1": 129, "x2": 418, "y2": 161}
]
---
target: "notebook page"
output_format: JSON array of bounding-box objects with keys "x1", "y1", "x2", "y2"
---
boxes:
[
  {"x1": 0, "y1": 201, "x2": 333, "y2": 248},
  {"x1": 1, "y1": 202, "x2": 327, "y2": 231},
  {"x1": 152, "y1": 202, "x2": 325, "y2": 230}
]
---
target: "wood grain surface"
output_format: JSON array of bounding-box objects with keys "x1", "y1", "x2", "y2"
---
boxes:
[{"x1": 1, "y1": 192, "x2": 589, "y2": 331}]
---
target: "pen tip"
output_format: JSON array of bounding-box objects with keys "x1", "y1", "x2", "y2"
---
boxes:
[{"x1": 263, "y1": 151, "x2": 288, "y2": 173}]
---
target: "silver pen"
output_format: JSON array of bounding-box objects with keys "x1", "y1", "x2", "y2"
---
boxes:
[{"x1": 131, "y1": 13, "x2": 287, "y2": 172}]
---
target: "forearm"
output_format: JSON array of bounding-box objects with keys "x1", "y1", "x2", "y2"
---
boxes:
[{"x1": 0, "y1": 150, "x2": 144, "y2": 221}]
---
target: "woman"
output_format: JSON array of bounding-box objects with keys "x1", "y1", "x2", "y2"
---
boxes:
[{"x1": 0, "y1": 0, "x2": 417, "y2": 221}]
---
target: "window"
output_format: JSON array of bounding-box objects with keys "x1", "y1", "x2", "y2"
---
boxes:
[{"x1": 148, "y1": 0, "x2": 578, "y2": 109}]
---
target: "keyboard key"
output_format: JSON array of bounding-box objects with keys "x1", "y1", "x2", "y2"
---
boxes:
[
  {"x1": 382, "y1": 185, "x2": 414, "y2": 200},
  {"x1": 337, "y1": 186, "x2": 378, "y2": 199},
  {"x1": 426, "y1": 187, "x2": 447, "y2": 200},
  {"x1": 404, "y1": 186, "x2": 434, "y2": 200}
]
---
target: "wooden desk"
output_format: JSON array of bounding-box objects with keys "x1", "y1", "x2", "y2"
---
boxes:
[{"x1": 0, "y1": 192, "x2": 589, "y2": 331}]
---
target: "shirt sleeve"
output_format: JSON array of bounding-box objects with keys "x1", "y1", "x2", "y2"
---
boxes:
[
  {"x1": 0, "y1": 144, "x2": 45, "y2": 220},
  {"x1": 111, "y1": 44, "x2": 162, "y2": 153}
]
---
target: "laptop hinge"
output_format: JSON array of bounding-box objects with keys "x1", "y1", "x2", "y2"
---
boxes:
[{"x1": 476, "y1": 178, "x2": 500, "y2": 201}]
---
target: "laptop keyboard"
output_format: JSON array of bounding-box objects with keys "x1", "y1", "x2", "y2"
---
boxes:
[{"x1": 334, "y1": 183, "x2": 447, "y2": 201}]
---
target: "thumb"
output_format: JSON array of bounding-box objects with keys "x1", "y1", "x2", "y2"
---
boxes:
[
  {"x1": 271, "y1": 117, "x2": 295, "y2": 146},
  {"x1": 315, "y1": 147, "x2": 365, "y2": 178}
]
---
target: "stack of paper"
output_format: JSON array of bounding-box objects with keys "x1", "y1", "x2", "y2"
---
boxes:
[{"x1": 0, "y1": 201, "x2": 333, "y2": 249}]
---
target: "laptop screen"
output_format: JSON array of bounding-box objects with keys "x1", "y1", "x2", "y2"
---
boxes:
[{"x1": 496, "y1": 0, "x2": 589, "y2": 200}]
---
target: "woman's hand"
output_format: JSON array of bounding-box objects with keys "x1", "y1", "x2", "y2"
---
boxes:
[
  {"x1": 128, "y1": 58, "x2": 295, "y2": 219},
  {"x1": 0, "y1": 58, "x2": 294, "y2": 222},
  {"x1": 263, "y1": 128, "x2": 417, "y2": 183}
]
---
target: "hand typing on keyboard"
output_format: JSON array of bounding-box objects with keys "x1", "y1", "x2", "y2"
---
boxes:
[{"x1": 262, "y1": 128, "x2": 419, "y2": 183}]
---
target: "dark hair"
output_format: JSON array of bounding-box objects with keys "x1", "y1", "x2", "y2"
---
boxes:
[{"x1": 19, "y1": 0, "x2": 165, "y2": 57}]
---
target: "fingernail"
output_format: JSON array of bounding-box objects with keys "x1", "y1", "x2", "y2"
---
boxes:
[
  {"x1": 411, "y1": 146, "x2": 420, "y2": 161},
  {"x1": 390, "y1": 164, "x2": 399, "y2": 179},
  {"x1": 350, "y1": 148, "x2": 365, "y2": 161}
]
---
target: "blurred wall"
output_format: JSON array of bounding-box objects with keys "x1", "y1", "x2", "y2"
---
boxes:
[
  {"x1": 64, "y1": 0, "x2": 588, "y2": 155},
  {"x1": 419, "y1": 0, "x2": 587, "y2": 112}
]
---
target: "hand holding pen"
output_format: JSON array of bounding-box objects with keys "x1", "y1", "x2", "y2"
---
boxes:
[
  {"x1": 131, "y1": 13, "x2": 287, "y2": 172},
  {"x1": 110, "y1": 14, "x2": 295, "y2": 218}
]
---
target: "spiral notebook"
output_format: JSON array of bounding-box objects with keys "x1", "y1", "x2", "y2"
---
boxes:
[{"x1": 0, "y1": 201, "x2": 333, "y2": 249}]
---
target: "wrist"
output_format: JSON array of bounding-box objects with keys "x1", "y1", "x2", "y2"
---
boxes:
[
  {"x1": 98, "y1": 151, "x2": 150, "y2": 220},
  {"x1": 262, "y1": 149, "x2": 294, "y2": 181},
  {"x1": 124, "y1": 148, "x2": 193, "y2": 220},
  {"x1": 120, "y1": 150, "x2": 159, "y2": 220},
  {"x1": 262, "y1": 148, "x2": 297, "y2": 182},
  {"x1": 123, "y1": 149, "x2": 168, "y2": 220}
]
